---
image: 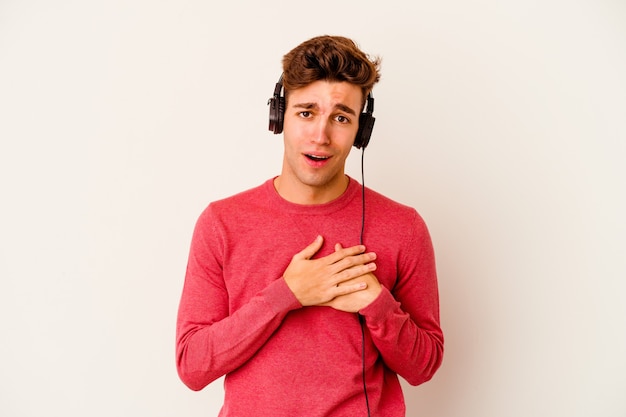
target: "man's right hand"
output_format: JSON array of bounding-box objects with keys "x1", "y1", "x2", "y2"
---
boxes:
[{"x1": 282, "y1": 235, "x2": 377, "y2": 307}]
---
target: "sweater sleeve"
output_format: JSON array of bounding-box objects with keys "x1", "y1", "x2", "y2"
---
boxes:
[
  {"x1": 358, "y1": 211, "x2": 444, "y2": 386},
  {"x1": 175, "y1": 207, "x2": 301, "y2": 391}
]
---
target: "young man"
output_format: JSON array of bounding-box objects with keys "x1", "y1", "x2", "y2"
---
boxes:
[{"x1": 176, "y1": 35, "x2": 443, "y2": 416}]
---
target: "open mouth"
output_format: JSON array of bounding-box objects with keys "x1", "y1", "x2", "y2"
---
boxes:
[{"x1": 305, "y1": 154, "x2": 330, "y2": 162}]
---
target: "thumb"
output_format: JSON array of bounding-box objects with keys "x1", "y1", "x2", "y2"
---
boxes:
[{"x1": 295, "y1": 235, "x2": 324, "y2": 260}]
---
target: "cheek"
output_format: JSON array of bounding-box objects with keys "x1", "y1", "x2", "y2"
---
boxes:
[
  {"x1": 282, "y1": 134, "x2": 302, "y2": 162},
  {"x1": 282, "y1": 123, "x2": 305, "y2": 145},
  {"x1": 339, "y1": 134, "x2": 357, "y2": 153}
]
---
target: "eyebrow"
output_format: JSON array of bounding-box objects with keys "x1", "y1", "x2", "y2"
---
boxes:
[{"x1": 292, "y1": 102, "x2": 357, "y2": 116}]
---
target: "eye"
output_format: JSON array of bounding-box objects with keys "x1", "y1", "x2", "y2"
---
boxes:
[
  {"x1": 335, "y1": 115, "x2": 350, "y2": 124},
  {"x1": 298, "y1": 111, "x2": 313, "y2": 119}
]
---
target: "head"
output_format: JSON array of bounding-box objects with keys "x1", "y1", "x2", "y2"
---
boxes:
[
  {"x1": 281, "y1": 35, "x2": 381, "y2": 111},
  {"x1": 272, "y1": 36, "x2": 382, "y2": 205}
]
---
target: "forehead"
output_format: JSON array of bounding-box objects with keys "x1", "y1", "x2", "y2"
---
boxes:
[{"x1": 286, "y1": 80, "x2": 363, "y2": 111}]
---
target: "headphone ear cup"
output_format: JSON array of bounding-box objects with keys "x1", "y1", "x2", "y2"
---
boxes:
[
  {"x1": 268, "y1": 96, "x2": 285, "y2": 134},
  {"x1": 355, "y1": 112, "x2": 375, "y2": 149}
]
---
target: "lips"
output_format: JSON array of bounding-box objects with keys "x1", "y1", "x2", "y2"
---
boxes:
[
  {"x1": 305, "y1": 154, "x2": 331, "y2": 161},
  {"x1": 303, "y1": 153, "x2": 332, "y2": 168}
]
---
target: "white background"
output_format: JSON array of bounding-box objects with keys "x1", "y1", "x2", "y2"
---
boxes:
[{"x1": 1, "y1": 1, "x2": 625, "y2": 416}]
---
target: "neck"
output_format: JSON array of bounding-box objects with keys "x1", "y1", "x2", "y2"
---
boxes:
[{"x1": 273, "y1": 175, "x2": 350, "y2": 205}]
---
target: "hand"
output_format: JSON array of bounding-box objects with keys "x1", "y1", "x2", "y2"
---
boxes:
[
  {"x1": 283, "y1": 236, "x2": 377, "y2": 307},
  {"x1": 321, "y1": 272, "x2": 382, "y2": 312},
  {"x1": 320, "y1": 244, "x2": 383, "y2": 313}
]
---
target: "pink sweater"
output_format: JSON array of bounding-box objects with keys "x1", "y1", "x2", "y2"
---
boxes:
[{"x1": 176, "y1": 177, "x2": 443, "y2": 416}]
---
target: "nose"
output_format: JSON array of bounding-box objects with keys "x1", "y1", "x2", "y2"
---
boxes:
[{"x1": 309, "y1": 118, "x2": 331, "y2": 145}]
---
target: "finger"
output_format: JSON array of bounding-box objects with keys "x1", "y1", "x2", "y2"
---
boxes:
[
  {"x1": 293, "y1": 235, "x2": 324, "y2": 260},
  {"x1": 331, "y1": 251, "x2": 377, "y2": 275},
  {"x1": 331, "y1": 262, "x2": 377, "y2": 285},
  {"x1": 334, "y1": 281, "x2": 367, "y2": 296},
  {"x1": 320, "y1": 280, "x2": 368, "y2": 305},
  {"x1": 334, "y1": 243, "x2": 343, "y2": 252},
  {"x1": 325, "y1": 244, "x2": 366, "y2": 264}
]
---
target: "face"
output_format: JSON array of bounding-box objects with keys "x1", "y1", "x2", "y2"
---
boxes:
[{"x1": 277, "y1": 80, "x2": 363, "y2": 204}]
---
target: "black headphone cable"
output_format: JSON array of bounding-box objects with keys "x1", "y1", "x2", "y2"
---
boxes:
[{"x1": 358, "y1": 147, "x2": 371, "y2": 417}]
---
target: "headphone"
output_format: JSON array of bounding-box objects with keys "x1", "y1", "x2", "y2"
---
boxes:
[{"x1": 268, "y1": 75, "x2": 376, "y2": 149}]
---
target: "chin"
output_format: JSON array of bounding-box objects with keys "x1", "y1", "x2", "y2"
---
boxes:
[{"x1": 299, "y1": 172, "x2": 342, "y2": 189}]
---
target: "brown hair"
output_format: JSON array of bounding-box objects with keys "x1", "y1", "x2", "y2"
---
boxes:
[{"x1": 281, "y1": 35, "x2": 381, "y2": 106}]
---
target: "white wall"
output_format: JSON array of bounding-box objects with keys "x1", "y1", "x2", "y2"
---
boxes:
[{"x1": 1, "y1": 1, "x2": 624, "y2": 416}]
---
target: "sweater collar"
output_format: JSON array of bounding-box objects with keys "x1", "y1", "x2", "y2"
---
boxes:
[{"x1": 264, "y1": 176, "x2": 361, "y2": 215}]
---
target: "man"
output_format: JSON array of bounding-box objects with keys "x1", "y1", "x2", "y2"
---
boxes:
[{"x1": 176, "y1": 35, "x2": 443, "y2": 416}]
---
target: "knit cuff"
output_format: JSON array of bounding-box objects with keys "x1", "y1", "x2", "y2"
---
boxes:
[
  {"x1": 358, "y1": 287, "x2": 400, "y2": 323},
  {"x1": 261, "y1": 277, "x2": 302, "y2": 314}
]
